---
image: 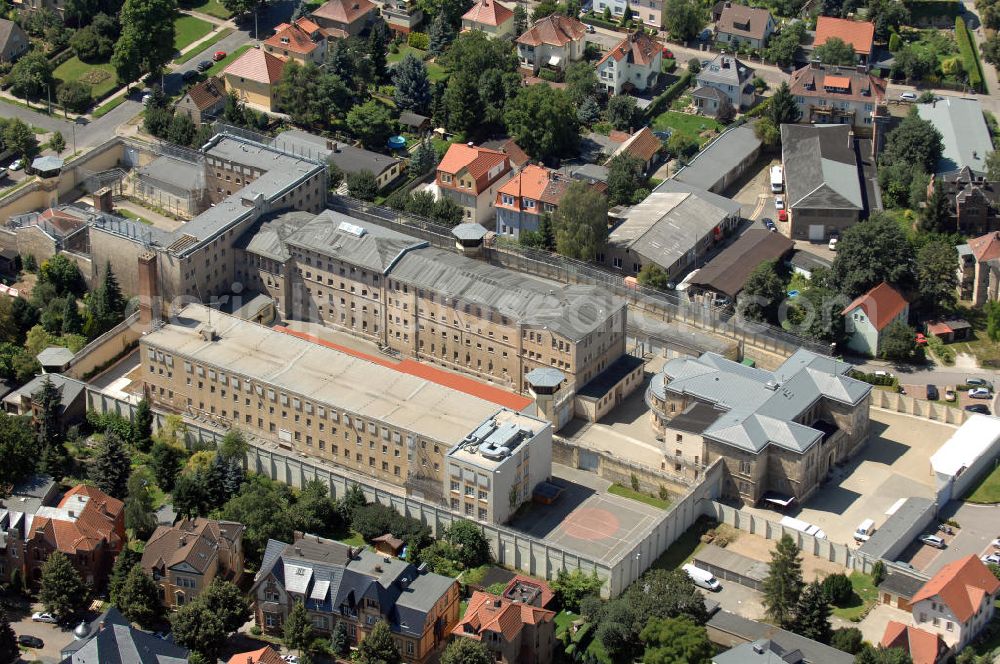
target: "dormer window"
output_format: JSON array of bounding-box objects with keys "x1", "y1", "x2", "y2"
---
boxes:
[{"x1": 523, "y1": 198, "x2": 535, "y2": 208}]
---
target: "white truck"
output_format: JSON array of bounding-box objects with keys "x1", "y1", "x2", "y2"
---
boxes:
[
  {"x1": 770, "y1": 165, "x2": 784, "y2": 193},
  {"x1": 853, "y1": 518, "x2": 876, "y2": 542},
  {"x1": 780, "y1": 515, "x2": 827, "y2": 540}
]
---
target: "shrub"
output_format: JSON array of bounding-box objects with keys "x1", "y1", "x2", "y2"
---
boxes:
[
  {"x1": 956, "y1": 16, "x2": 985, "y2": 92},
  {"x1": 822, "y1": 573, "x2": 854, "y2": 605},
  {"x1": 57, "y1": 80, "x2": 92, "y2": 113},
  {"x1": 408, "y1": 32, "x2": 429, "y2": 50},
  {"x1": 538, "y1": 68, "x2": 563, "y2": 83}
]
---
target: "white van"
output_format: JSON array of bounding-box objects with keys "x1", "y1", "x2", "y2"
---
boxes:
[
  {"x1": 853, "y1": 519, "x2": 875, "y2": 542},
  {"x1": 770, "y1": 165, "x2": 783, "y2": 193},
  {"x1": 682, "y1": 564, "x2": 721, "y2": 591},
  {"x1": 780, "y1": 515, "x2": 827, "y2": 540}
]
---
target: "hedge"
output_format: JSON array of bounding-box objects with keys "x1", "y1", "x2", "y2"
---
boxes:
[
  {"x1": 956, "y1": 16, "x2": 986, "y2": 92},
  {"x1": 643, "y1": 71, "x2": 693, "y2": 121},
  {"x1": 905, "y1": 0, "x2": 961, "y2": 19}
]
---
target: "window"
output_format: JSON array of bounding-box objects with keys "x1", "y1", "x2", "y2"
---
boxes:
[
  {"x1": 739, "y1": 460, "x2": 751, "y2": 475},
  {"x1": 612, "y1": 257, "x2": 623, "y2": 269}
]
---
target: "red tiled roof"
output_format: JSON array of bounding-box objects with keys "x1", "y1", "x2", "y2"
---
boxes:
[
  {"x1": 29, "y1": 485, "x2": 124, "y2": 555},
  {"x1": 38, "y1": 207, "x2": 88, "y2": 236},
  {"x1": 841, "y1": 282, "x2": 908, "y2": 332},
  {"x1": 516, "y1": 14, "x2": 586, "y2": 47},
  {"x1": 453, "y1": 592, "x2": 555, "y2": 643},
  {"x1": 438, "y1": 143, "x2": 511, "y2": 191},
  {"x1": 184, "y1": 76, "x2": 226, "y2": 111},
  {"x1": 615, "y1": 127, "x2": 662, "y2": 163},
  {"x1": 497, "y1": 164, "x2": 552, "y2": 207},
  {"x1": 881, "y1": 622, "x2": 946, "y2": 664},
  {"x1": 814, "y1": 16, "x2": 874, "y2": 56},
  {"x1": 264, "y1": 19, "x2": 326, "y2": 54},
  {"x1": 503, "y1": 575, "x2": 555, "y2": 608},
  {"x1": 597, "y1": 30, "x2": 659, "y2": 67},
  {"x1": 912, "y1": 555, "x2": 1000, "y2": 623},
  {"x1": 824, "y1": 75, "x2": 851, "y2": 89},
  {"x1": 969, "y1": 230, "x2": 1000, "y2": 262},
  {"x1": 311, "y1": 0, "x2": 375, "y2": 24},
  {"x1": 224, "y1": 48, "x2": 286, "y2": 85},
  {"x1": 274, "y1": 327, "x2": 533, "y2": 410},
  {"x1": 789, "y1": 63, "x2": 886, "y2": 104},
  {"x1": 226, "y1": 646, "x2": 284, "y2": 664},
  {"x1": 463, "y1": 0, "x2": 513, "y2": 27}
]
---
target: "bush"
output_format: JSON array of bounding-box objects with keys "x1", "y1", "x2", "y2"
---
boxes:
[
  {"x1": 538, "y1": 68, "x2": 563, "y2": 83},
  {"x1": 408, "y1": 32, "x2": 429, "y2": 50},
  {"x1": 956, "y1": 16, "x2": 986, "y2": 92},
  {"x1": 830, "y1": 627, "x2": 864, "y2": 654},
  {"x1": 643, "y1": 71, "x2": 693, "y2": 121},
  {"x1": 847, "y1": 369, "x2": 897, "y2": 387},
  {"x1": 822, "y1": 573, "x2": 854, "y2": 605},
  {"x1": 57, "y1": 80, "x2": 92, "y2": 113}
]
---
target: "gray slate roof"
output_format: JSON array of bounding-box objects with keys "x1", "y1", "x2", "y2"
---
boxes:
[
  {"x1": 697, "y1": 54, "x2": 754, "y2": 88},
  {"x1": 0, "y1": 19, "x2": 27, "y2": 52},
  {"x1": 707, "y1": 610, "x2": 852, "y2": 664},
  {"x1": 272, "y1": 129, "x2": 402, "y2": 177},
  {"x1": 59, "y1": 606, "x2": 189, "y2": 664},
  {"x1": 287, "y1": 210, "x2": 428, "y2": 273},
  {"x1": 653, "y1": 178, "x2": 743, "y2": 216},
  {"x1": 714, "y1": 639, "x2": 803, "y2": 664},
  {"x1": 917, "y1": 96, "x2": 993, "y2": 176},
  {"x1": 6, "y1": 373, "x2": 87, "y2": 416},
  {"x1": 137, "y1": 156, "x2": 204, "y2": 191},
  {"x1": 525, "y1": 367, "x2": 566, "y2": 388},
  {"x1": 31, "y1": 155, "x2": 63, "y2": 171},
  {"x1": 36, "y1": 346, "x2": 75, "y2": 367},
  {"x1": 673, "y1": 125, "x2": 762, "y2": 192},
  {"x1": 780, "y1": 124, "x2": 863, "y2": 211},
  {"x1": 650, "y1": 349, "x2": 871, "y2": 454}
]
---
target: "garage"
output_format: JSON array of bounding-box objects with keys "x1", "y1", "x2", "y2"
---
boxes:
[{"x1": 809, "y1": 224, "x2": 825, "y2": 241}]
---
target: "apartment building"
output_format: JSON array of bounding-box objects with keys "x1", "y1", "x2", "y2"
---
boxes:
[
  {"x1": 908, "y1": 555, "x2": 1000, "y2": 651},
  {"x1": 236, "y1": 210, "x2": 626, "y2": 392},
  {"x1": 494, "y1": 164, "x2": 594, "y2": 238},
  {"x1": 788, "y1": 62, "x2": 886, "y2": 129},
  {"x1": 140, "y1": 303, "x2": 554, "y2": 515},
  {"x1": 436, "y1": 143, "x2": 513, "y2": 224},
  {"x1": 141, "y1": 518, "x2": 246, "y2": 610},
  {"x1": 646, "y1": 349, "x2": 872, "y2": 504},
  {"x1": 263, "y1": 18, "x2": 330, "y2": 65},
  {"x1": 253, "y1": 533, "x2": 459, "y2": 663},
  {"x1": 594, "y1": 0, "x2": 663, "y2": 28},
  {"x1": 445, "y1": 409, "x2": 552, "y2": 524}
]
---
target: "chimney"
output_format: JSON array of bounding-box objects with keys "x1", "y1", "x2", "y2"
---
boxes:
[
  {"x1": 856, "y1": 63, "x2": 868, "y2": 74},
  {"x1": 93, "y1": 187, "x2": 113, "y2": 213},
  {"x1": 810, "y1": 58, "x2": 820, "y2": 69},
  {"x1": 138, "y1": 251, "x2": 160, "y2": 330}
]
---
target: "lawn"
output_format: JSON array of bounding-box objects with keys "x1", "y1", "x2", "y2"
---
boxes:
[
  {"x1": 117, "y1": 208, "x2": 152, "y2": 225},
  {"x1": 174, "y1": 15, "x2": 215, "y2": 54},
  {"x1": 388, "y1": 45, "x2": 448, "y2": 83},
  {"x1": 176, "y1": 27, "x2": 233, "y2": 64},
  {"x1": 179, "y1": 0, "x2": 232, "y2": 19},
  {"x1": 607, "y1": 483, "x2": 670, "y2": 509},
  {"x1": 53, "y1": 56, "x2": 119, "y2": 101},
  {"x1": 650, "y1": 110, "x2": 723, "y2": 146},
  {"x1": 554, "y1": 610, "x2": 579, "y2": 638},
  {"x1": 830, "y1": 572, "x2": 879, "y2": 622},
  {"x1": 965, "y1": 461, "x2": 1000, "y2": 503},
  {"x1": 93, "y1": 94, "x2": 127, "y2": 118},
  {"x1": 338, "y1": 530, "x2": 366, "y2": 547},
  {"x1": 650, "y1": 516, "x2": 714, "y2": 571},
  {"x1": 205, "y1": 44, "x2": 252, "y2": 77}
]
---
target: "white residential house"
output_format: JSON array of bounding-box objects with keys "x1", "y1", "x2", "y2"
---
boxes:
[
  {"x1": 515, "y1": 14, "x2": 586, "y2": 74},
  {"x1": 596, "y1": 30, "x2": 662, "y2": 95},
  {"x1": 841, "y1": 282, "x2": 909, "y2": 357},
  {"x1": 910, "y1": 555, "x2": 1000, "y2": 650},
  {"x1": 594, "y1": 0, "x2": 663, "y2": 27},
  {"x1": 694, "y1": 53, "x2": 755, "y2": 111}
]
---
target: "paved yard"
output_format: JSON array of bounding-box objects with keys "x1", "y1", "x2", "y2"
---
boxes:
[
  {"x1": 707, "y1": 580, "x2": 767, "y2": 620},
  {"x1": 509, "y1": 464, "x2": 664, "y2": 565},
  {"x1": 748, "y1": 410, "x2": 955, "y2": 545},
  {"x1": 922, "y1": 502, "x2": 1000, "y2": 574},
  {"x1": 723, "y1": 531, "x2": 845, "y2": 581},
  {"x1": 8, "y1": 601, "x2": 83, "y2": 664},
  {"x1": 858, "y1": 603, "x2": 913, "y2": 645},
  {"x1": 726, "y1": 156, "x2": 779, "y2": 220}
]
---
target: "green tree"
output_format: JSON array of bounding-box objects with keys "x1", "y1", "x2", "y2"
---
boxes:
[
  {"x1": 288, "y1": 480, "x2": 346, "y2": 538},
  {"x1": 0, "y1": 608, "x2": 17, "y2": 664},
  {"x1": 880, "y1": 320, "x2": 918, "y2": 361},
  {"x1": 920, "y1": 180, "x2": 951, "y2": 233},
  {"x1": 832, "y1": 626, "x2": 865, "y2": 654},
  {"x1": 607, "y1": 153, "x2": 647, "y2": 206},
  {"x1": 410, "y1": 139, "x2": 438, "y2": 175},
  {"x1": 663, "y1": 0, "x2": 703, "y2": 41},
  {"x1": 346, "y1": 100, "x2": 396, "y2": 150},
  {"x1": 393, "y1": 53, "x2": 431, "y2": 114},
  {"x1": 124, "y1": 471, "x2": 157, "y2": 539},
  {"x1": 0, "y1": 413, "x2": 38, "y2": 494},
  {"x1": 149, "y1": 441, "x2": 183, "y2": 492},
  {"x1": 762, "y1": 534, "x2": 803, "y2": 627},
  {"x1": 987, "y1": 301, "x2": 1000, "y2": 343},
  {"x1": 113, "y1": 0, "x2": 177, "y2": 83},
  {"x1": 88, "y1": 260, "x2": 126, "y2": 334},
  {"x1": 108, "y1": 547, "x2": 140, "y2": 607},
  {"x1": 552, "y1": 569, "x2": 603, "y2": 612},
  {"x1": 639, "y1": 615, "x2": 714, "y2": 664},
  {"x1": 822, "y1": 573, "x2": 853, "y2": 605},
  {"x1": 368, "y1": 18, "x2": 390, "y2": 82},
  {"x1": 39, "y1": 551, "x2": 87, "y2": 620},
  {"x1": 60, "y1": 298, "x2": 82, "y2": 336},
  {"x1": 984, "y1": 33, "x2": 1000, "y2": 65},
  {"x1": 867, "y1": 0, "x2": 909, "y2": 41},
  {"x1": 216, "y1": 475, "x2": 294, "y2": 565},
  {"x1": 666, "y1": 133, "x2": 698, "y2": 162},
  {"x1": 815, "y1": 36, "x2": 856, "y2": 65},
  {"x1": 504, "y1": 85, "x2": 580, "y2": 160},
  {"x1": 917, "y1": 240, "x2": 958, "y2": 311},
  {"x1": 356, "y1": 620, "x2": 401, "y2": 664},
  {"x1": 552, "y1": 181, "x2": 608, "y2": 260},
  {"x1": 47, "y1": 131, "x2": 66, "y2": 155},
  {"x1": 854, "y1": 644, "x2": 913, "y2": 664},
  {"x1": 830, "y1": 214, "x2": 916, "y2": 298},
  {"x1": 70, "y1": 25, "x2": 114, "y2": 62},
  {"x1": 880, "y1": 111, "x2": 943, "y2": 177},
  {"x1": 607, "y1": 94, "x2": 639, "y2": 131},
  {"x1": 443, "y1": 72, "x2": 480, "y2": 134},
  {"x1": 284, "y1": 599, "x2": 314, "y2": 656},
  {"x1": 871, "y1": 560, "x2": 886, "y2": 586},
  {"x1": 513, "y1": 3, "x2": 528, "y2": 33},
  {"x1": 791, "y1": 580, "x2": 832, "y2": 642},
  {"x1": 90, "y1": 432, "x2": 131, "y2": 499},
  {"x1": 331, "y1": 620, "x2": 351, "y2": 656},
  {"x1": 220, "y1": 0, "x2": 261, "y2": 16},
  {"x1": 532, "y1": 0, "x2": 559, "y2": 19},
  {"x1": 638, "y1": 264, "x2": 673, "y2": 291},
  {"x1": 171, "y1": 601, "x2": 227, "y2": 661},
  {"x1": 739, "y1": 260, "x2": 785, "y2": 324},
  {"x1": 346, "y1": 170, "x2": 380, "y2": 201},
  {"x1": 577, "y1": 96, "x2": 602, "y2": 125},
  {"x1": 132, "y1": 397, "x2": 153, "y2": 451},
  {"x1": 8, "y1": 52, "x2": 54, "y2": 104},
  {"x1": 2, "y1": 119, "x2": 40, "y2": 163},
  {"x1": 201, "y1": 579, "x2": 251, "y2": 634},
  {"x1": 764, "y1": 22, "x2": 805, "y2": 67},
  {"x1": 440, "y1": 638, "x2": 492, "y2": 664},
  {"x1": 35, "y1": 375, "x2": 67, "y2": 476},
  {"x1": 167, "y1": 113, "x2": 196, "y2": 147},
  {"x1": 564, "y1": 61, "x2": 597, "y2": 106},
  {"x1": 443, "y1": 520, "x2": 491, "y2": 568},
  {"x1": 39, "y1": 255, "x2": 84, "y2": 297},
  {"x1": 987, "y1": 150, "x2": 1000, "y2": 181},
  {"x1": 768, "y1": 81, "x2": 802, "y2": 127},
  {"x1": 116, "y1": 563, "x2": 162, "y2": 628},
  {"x1": 428, "y1": 12, "x2": 455, "y2": 55}
]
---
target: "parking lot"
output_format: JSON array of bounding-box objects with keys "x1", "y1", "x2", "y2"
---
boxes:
[
  {"x1": 896, "y1": 502, "x2": 1000, "y2": 575},
  {"x1": 746, "y1": 410, "x2": 955, "y2": 545},
  {"x1": 7, "y1": 600, "x2": 81, "y2": 664}
]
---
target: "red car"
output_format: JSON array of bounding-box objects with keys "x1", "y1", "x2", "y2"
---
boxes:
[
  {"x1": 777, "y1": 209, "x2": 788, "y2": 222},
  {"x1": 213, "y1": 50, "x2": 227, "y2": 61},
  {"x1": 662, "y1": 47, "x2": 674, "y2": 58}
]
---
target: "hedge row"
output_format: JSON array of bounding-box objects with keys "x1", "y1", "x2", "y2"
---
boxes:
[
  {"x1": 643, "y1": 71, "x2": 693, "y2": 121},
  {"x1": 956, "y1": 16, "x2": 986, "y2": 92},
  {"x1": 904, "y1": 0, "x2": 961, "y2": 19}
]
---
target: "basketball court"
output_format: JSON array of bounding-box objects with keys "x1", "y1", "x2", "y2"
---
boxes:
[{"x1": 510, "y1": 464, "x2": 666, "y2": 564}]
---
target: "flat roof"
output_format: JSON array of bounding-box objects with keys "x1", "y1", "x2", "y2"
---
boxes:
[
  {"x1": 143, "y1": 304, "x2": 504, "y2": 444},
  {"x1": 930, "y1": 414, "x2": 1000, "y2": 477},
  {"x1": 859, "y1": 497, "x2": 935, "y2": 560},
  {"x1": 446, "y1": 409, "x2": 549, "y2": 471}
]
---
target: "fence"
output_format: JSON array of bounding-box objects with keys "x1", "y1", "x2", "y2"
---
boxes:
[
  {"x1": 326, "y1": 195, "x2": 825, "y2": 359},
  {"x1": 871, "y1": 390, "x2": 968, "y2": 425}
]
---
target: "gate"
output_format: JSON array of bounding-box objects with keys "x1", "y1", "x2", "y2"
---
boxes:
[{"x1": 579, "y1": 449, "x2": 600, "y2": 472}]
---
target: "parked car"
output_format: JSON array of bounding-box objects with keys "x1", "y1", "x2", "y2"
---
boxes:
[
  {"x1": 18, "y1": 635, "x2": 43, "y2": 648},
  {"x1": 196, "y1": 60, "x2": 212, "y2": 72},
  {"x1": 969, "y1": 387, "x2": 991, "y2": 399},
  {"x1": 762, "y1": 217, "x2": 776, "y2": 232},
  {"x1": 982, "y1": 553, "x2": 1000, "y2": 565},
  {"x1": 0, "y1": 167, "x2": 7, "y2": 179},
  {"x1": 586, "y1": 23, "x2": 595, "y2": 33},
  {"x1": 32, "y1": 611, "x2": 57, "y2": 623},
  {"x1": 926, "y1": 384, "x2": 939, "y2": 400},
  {"x1": 899, "y1": 91, "x2": 917, "y2": 102},
  {"x1": 181, "y1": 70, "x2": 199, "y2": 82},
  {"x1": 828, "y1": 237, "x2": 838, "y2": 251},
  {"x1": 213, "y1": 50, "x2": 227, "y2": 60},
  {"x1": 945, "y1": 386, "x2": 956, "y2": 402},
  {"x1": 967, "y1": 377, "x2": 993, "y2": 388},
  {"x1": 778, "y1": 209, "x2": 788, "y2": 222},
  {"x1": 662, "y1": 47, "x2": 673, "y2": 58},
  {"x1": 966, "y1": 404, "x2": 992, "y2": 414},
  {"x1": 9, "y1": 159, "x2": 23, "y2": 171},
  {"x1": 774, "y1": 196, "x2": 784, "y2": 210},
  {"x1": 920, "y1": 534, "x2": 946, "y2": 549},
  {"x1": 992, "y1": 538, "x2": 1000, "y2": 549}
]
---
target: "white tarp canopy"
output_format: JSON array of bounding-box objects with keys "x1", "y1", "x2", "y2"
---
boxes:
[{"x1": 930, "y1": 413, "x2": 1000, "y2": 477}]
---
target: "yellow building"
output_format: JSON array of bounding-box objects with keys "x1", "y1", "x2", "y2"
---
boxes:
[{"x1": 222, "y1": 48, "x2": 286, "y2": 113}]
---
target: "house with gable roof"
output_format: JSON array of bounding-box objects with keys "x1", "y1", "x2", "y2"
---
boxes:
[
  {"x1": 453, "y1": 590, "x2": 556, "y2": 664},
  {"x1": 264, "y1": 17, "x2": 330, "y2": 65},
  {"x1": 813, "y1": 16, "x2": 875, "y2": 64},
  {"x1": 958, "y1": 230, "x2": 1000, "y2": 305},
  {"x1": 222, "y1": 48, "x2": 286, "y2": 113},
  {"x1": 495, "y1": 164, "x2": 604, "y2": 238},
  {"x1": 436, "y1": 142, "x2": 513, "y2": 224},
  {"x1": 908, "y1": 555, "x2": 1000, "y2": 650},
  {"x1": 462, "y1": 0, "x2": 515, "y2": 38},
  {"x1": 841, "y1": 282, "x2": 909, "y2": 357},
  {"x1": 788, "y1": 61, "x2": 886, "y2": 129},
  {"x1": 252, "y1": 532, "x2": 459, "y2": 664},
  {"x1": 515, "y1": 14, "x2": 586, "y2": 75},
  {"x1": 714, "y1": 3, "x2": 775, "y2": 50},
  {"x1": 880, "y1": 622, "x2": 948, "y2": 664},
  {"x1": 596, "y1": 30, "x2": 662, "y2": 95},
  {"x1": 310, "y1": 0, "x2": 378, "y2": 37},
  {"x1": 175, "y1": 76, "x2": 227, "y2": 126}
]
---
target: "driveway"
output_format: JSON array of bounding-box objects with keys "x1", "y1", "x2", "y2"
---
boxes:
[
  {"x1": 858, "y1": 603, "x2": 914, "y2": 645},
  {"x1": 8, "y1": 601, "x2": 77, "y2": 664},
  {"x1": 926, "y1": 502, "x2": 1000, "y2": 575}
]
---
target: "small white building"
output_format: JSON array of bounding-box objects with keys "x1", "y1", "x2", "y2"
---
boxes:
[
  {"x1": 595, "y1": 30, "x2": 662, "y2": 96},
  {"x1": 444, "y1": 409, "x2": 552, "y2": 524},
  {"x1": 910, "y1": 555, "x2": 1000, "y2": 651},
  {"x1": 841, "y1": 282, "x2": 909, "y2": 357},
  {"x1": 930, "y1": 413, "x2": 1000, "y2": 504}
]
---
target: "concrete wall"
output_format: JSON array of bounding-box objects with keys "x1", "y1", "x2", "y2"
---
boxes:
[
  {"x1": 551, "y1": 437, "x2": 696, "y2": 496},
  {"x1": 64, "y1": 312, "x2": 142, "y2": 380},
  {"x1": 871, "y1": 392, "x2": 969, "y2": 425}
]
